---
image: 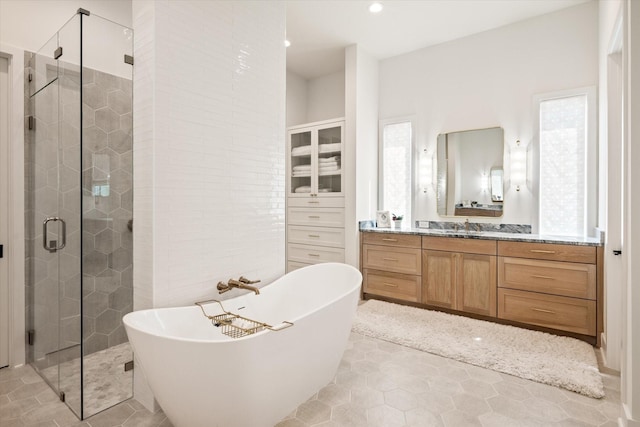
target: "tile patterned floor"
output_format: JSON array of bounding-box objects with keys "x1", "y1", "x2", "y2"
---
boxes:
[
  {"x1": 1, "y1": 332, "x2": 621, "y2": 426},
  {"x1": 39, "y1": 343, "x2": 133, "y2": 417}
]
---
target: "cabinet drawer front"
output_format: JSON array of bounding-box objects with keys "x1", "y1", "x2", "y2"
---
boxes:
[
  {"x1": 288, "y1": 244, "x2": 345, "y2": 264},
  {"x1": 362, "y1": 232, "x2": 421, "y2": 248},
  {"x1": 498, "y1": 289, "x2": 596, "y2": 336},
  {"x1": 363, "y1": 270, "x2": 420, "y2": 302},
  {"x1": 288, "y1": 197, "x2": 345, "y2": 208},
  {"x1": 363, "y1": 245, "x2": 422, "y2": 275},
  {"x1": 422, "y1": 236, "x2": 497, "y2": 255},
  {"x1": 498, "y1": 257, "x2": 596, "y2": 300},
  {"x1": 287, "y1": 261, "x2": 312, "y2": 272},
  {"x1": 287, "y1": 207, "x2": 344, "y2": 227},
  {"x1": 288, "y1": 226, "x2": 344, "y2": 248},
  {"x1": 498, "y1": 241, "x2": 596, "y2": 264}
]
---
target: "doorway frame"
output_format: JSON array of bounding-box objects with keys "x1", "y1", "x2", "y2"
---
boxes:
[{"x1": 0, "y1": 44, "x2": 26, "y2": 368}]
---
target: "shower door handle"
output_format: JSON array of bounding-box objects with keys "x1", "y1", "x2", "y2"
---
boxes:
[{"x1": 43, "y1": 217, "x2": 66, "y2": 253}]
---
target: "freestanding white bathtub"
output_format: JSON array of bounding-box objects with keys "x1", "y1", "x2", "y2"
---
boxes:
[{"x1": 123, "y1": 263, "x2": 362, "y2": 427}]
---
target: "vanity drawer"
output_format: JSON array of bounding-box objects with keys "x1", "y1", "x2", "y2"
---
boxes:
[
  {"x1": 288, "y1": 226, "x2": 345, "y2": 248},
  {"x1": 498, "y1": 241, "x2": 596, "y2": 264},
  {"x1": 287, "y1": 207, "x2": 344, "y2": 228},
  {"x1": 422, "y1": 236, "x2": 497, "y2": 255},
  {"x1": 363, "y1": 270, "x2": 421, "y2": 302},
  {"x1": 362, "y1": 232, "x2": 421, "y2": 248},
  {"x1": 288, "y1": 244, "x2": 345, "y2": 264},
  {"x1": 362, "y1": 245, "x2": 422, "y2": 275},
  {"x1": 288, "y1": 197, "x2": 345, "y2": 208},
  {"x1": 498, "y1": 289, "x2": 596, "y2": 336},
  {"x1": 498, "y1": 257, "x2": 596, "y2": 300}
]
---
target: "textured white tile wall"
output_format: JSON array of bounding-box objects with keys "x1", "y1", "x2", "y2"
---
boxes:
[{"x1": 133, "y1": 0, "x2": 286, "y2": 312}]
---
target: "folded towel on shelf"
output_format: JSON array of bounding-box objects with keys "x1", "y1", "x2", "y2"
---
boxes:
[
  {"x1": 291, "y1": 145, "x2": 312, "y2": 156},
  {"x1": 292, "y1": 164, "x2": 312, "y2": 172},
  {"x1": 292, "y1": 172, "x2": 311, "y2": 177},
  {"x1": 319, "y1": 164, "x2": 339, "y2": 172},
  {"x1": 319, "y1": 156, "x2": 341, "y2": 163},
  {"x1": 294, "y1": 186, "x2": 311, "y2": 193},
  {"x1": 318, "y1": 143, "x2": 341, "y2": 153}
]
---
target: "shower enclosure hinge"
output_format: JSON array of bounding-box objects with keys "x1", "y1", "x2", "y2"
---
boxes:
[
  {"x1": 124, "y1": 360, "x2": 134, "y2": 372},
  {"x1": 59, "y1": 392, "x2": 65, "y2": 402},
  {"x1": 28, "y1": 116, "x2": 35, "y2": 131},
  {"x1": 28, "y1": 73, "x2": 32, "y2": 82},
  {"x1": 124, "y1": 55, "x2": 134, "y2": 66},
  {"x1": 77, "y1": 7, "x2": 90, "y2": 16},
  {"x1": 27, "y1": 330, "x2": 35, "y2": 345},
  {"x1": 54, "y1": 47, "x2": 63, "y2": 60}
]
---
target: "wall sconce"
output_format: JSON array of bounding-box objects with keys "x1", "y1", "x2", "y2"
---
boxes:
[
  {"x1": 480, "y1": 173, "x2": 489, "y2": 192},
  {"x1": 419, "y1": 148, "x2": 434, "y2": 193},
  {"x1": 510, "y1": 140, "x2": 526, "y2": 191}
]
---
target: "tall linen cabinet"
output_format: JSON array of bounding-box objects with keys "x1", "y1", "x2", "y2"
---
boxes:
[{"x1": 286, "y1": 118, "x2": 345, "y2": 271}]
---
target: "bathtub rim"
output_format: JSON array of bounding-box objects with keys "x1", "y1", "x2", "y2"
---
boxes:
[{"x1": 123, "y1": 262, "x2": 362, "y2": 344}]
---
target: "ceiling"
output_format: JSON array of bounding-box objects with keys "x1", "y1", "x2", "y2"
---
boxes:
[{"x1": 286, "y1": 0, "x2": 590, "y2": 80}]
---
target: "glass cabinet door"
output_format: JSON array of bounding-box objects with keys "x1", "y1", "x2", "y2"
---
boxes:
[
  {"x1": 288, "y1": 122, "x2": 343, "y2": 197},
  {"x1": 316, "y1": 125, "x2": 342, "y2": 195},
  {"x1": 290, "y1": 130, "x2": 313, "y2": 195}
]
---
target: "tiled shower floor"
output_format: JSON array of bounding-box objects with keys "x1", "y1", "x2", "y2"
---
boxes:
[
  {"x1": 1, "y1": 333, "x2": 623, "y2": 426},
  {"x1": 39, "y1": 342, "x2": 133, "y2": 417}
]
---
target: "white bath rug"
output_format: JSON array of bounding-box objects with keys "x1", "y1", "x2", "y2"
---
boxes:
[{"x1": 353, "y1": 299, "x2": 605, "y2": 398}]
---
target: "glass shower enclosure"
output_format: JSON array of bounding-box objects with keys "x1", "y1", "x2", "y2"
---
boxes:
[{"x1": 25, "y1": 9, "x2": 133, "y2": 419}]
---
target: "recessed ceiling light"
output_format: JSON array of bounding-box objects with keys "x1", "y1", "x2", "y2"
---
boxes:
[
  {"x1": 284, "y1": 39, "x2": 291, "y2": 47},
  {"x1": 369, "y1": 2, "x2": 383, "y2": 13}
]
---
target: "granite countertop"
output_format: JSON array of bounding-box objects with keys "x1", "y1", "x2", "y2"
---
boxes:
[{"x1": 360, "y1": 226, "x2": 603, "y2": 247}]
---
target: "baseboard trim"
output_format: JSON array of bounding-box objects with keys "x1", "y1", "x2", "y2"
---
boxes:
[{"x1": 621, "y1": 403, "x2": 640, "y2": 426}]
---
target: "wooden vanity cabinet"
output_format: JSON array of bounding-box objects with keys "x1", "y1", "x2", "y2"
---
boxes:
[
  {"x1": 422, "y1": 237, "x2": 497, "y2": 317},
  {"x1": 497, "y1": 241, "x2": 598, "y2": 337},
  {"x1": 361, "y1": 232, "x2": 422, "y2": 302},
  {"x1": 360, "y1": 231, "x2": 603, "y2": 345}
]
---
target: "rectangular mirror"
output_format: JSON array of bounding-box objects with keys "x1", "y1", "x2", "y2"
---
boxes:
[{"x1": 436, "y1": 127, "x2": 504, "y2": 217}]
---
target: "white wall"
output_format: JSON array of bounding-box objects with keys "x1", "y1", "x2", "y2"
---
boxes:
[
  {"x1": 133, "y1": 0, "x2": 286, "y2": 307},
  {"x1": 0, "y1": 0, "x2": 132, "y2": 78},
  {"x1": 378, "y1": 1, "x2": 598, "y2": 227},
  {"x1": 306, "y1": 70, "x2": 345, "y2": 123},
  {"x1": 286, "y1": 69, "x2": 345, "y2": 127},
  {"x1": 286, "y1": 70, "x2": 307, "y2": 127},
  {"x1": 345, "y1": 44, "x2": 378, "y2": 267}
]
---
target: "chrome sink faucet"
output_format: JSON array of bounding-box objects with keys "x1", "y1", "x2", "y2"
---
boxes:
[{"x1": 217, "y1": 276, "x2": 261, "y2": 295}]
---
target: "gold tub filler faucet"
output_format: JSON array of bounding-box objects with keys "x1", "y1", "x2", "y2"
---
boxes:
[
  {"x1": 217, "y1": 276, "x2": 261, "y2": 295},
  {"x1": 194, "y1": 299, "x2": 294, "y2": 338}
]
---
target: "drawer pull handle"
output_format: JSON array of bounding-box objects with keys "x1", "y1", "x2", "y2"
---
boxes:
[
  {"x1": 530, "y1": 249, "x2": 556, "y2": 254},
  {"x1": 382, "y1": 238, "x2": 398, "y2": 242},
  {"x1": 531, "y1": 275, "x2": 554, "y2": 280},
  {"x1": 308, "y1": 215, "x2": 320, "y2": 219},
  {"x1": 308, "y1": 234, "x2": 320, "y2": 238},
  {"x1": 383, "y1": 282, "x2": 399, "y2": 288},
  {"x1": 308, "y1": 253, "x2": 320, "y2": 257},
  {"x1": 383, "y1": 258, "x2": 399, "y2": 262},
  {"x1": 531, "y1": 308, "x2": 556, "y2": 314},
  {"x1": 307, "y1": 201, "x2": 320, "y2": 204}
]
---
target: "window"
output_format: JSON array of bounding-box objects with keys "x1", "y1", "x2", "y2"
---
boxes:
[
  {"x1": 379, "y1": 119, "x2": 413, "y2": 225},
  {"x1": 537, "y1": 87, "x2": 596, "y2": 236}
]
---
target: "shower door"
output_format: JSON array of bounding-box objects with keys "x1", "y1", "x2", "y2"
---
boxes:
[
  {"x1": 28, "y1": 14, "x2": 83, "y2": 417},
  {"x1": 27, "y1": 10, "x2": 133, "y2": 419}
]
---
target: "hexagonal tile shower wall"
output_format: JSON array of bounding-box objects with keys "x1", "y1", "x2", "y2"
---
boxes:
[{"x1": 24, "y1": 10, "x2": 133, "y2": 421}]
